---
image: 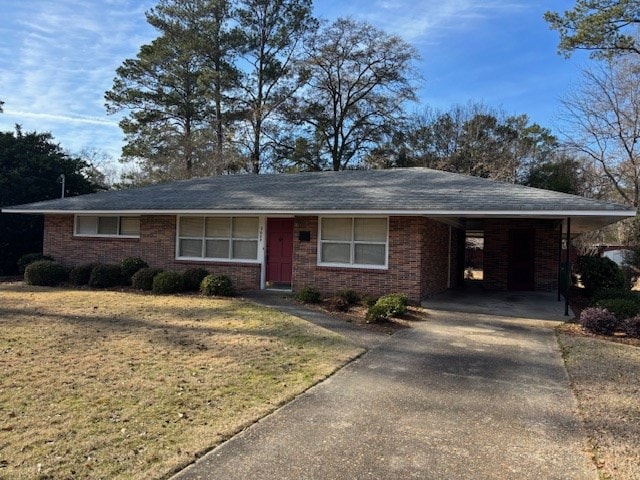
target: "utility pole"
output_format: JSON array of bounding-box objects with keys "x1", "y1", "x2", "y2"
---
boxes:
[{"x1": 59, "y1": 174, "x2": 65, "y2": 198}]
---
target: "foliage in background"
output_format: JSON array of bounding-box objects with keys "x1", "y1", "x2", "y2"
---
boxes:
[
  {"x1": 0, "y1": 128, "x2": 102, "y2": 275},
  {"x1": 545, "y1": 1, "x2": 640, "y2": 59}
]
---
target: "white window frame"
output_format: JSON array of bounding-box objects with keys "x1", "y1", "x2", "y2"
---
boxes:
[
  {"x1": 74, "y1": 215, "x2": 140, "y2": 238},
  {"x1": 176, "y1": 216, "x2": 262, "y2": 263},
  {"x1": 317, "y1": 217, "x2": 388, "y2": 269}
]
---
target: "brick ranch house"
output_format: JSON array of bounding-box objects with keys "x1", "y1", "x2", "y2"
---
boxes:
[{"x1": 3, "y1": 168, "x2": 635, "y2": 302}]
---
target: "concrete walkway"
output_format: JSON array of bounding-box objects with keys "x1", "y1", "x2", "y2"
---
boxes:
[{"x1": 173, "y1": 293, "x2": 595, "y2": 480}]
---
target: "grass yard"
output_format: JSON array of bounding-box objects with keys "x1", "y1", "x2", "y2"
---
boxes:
[
  {"x1": 557, "y1": 327, "x2": 640, "y2": 480},
  {"x1": 0, "y1": 284, "x2": 362, "y2": 479}
]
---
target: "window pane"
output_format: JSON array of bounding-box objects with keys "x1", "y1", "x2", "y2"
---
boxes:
[
  {"x1": 180, "y1": 217, "x2": 203, "y2": 237},
  {"x1": 205, "y1": 239, "x2": 229, "y2": 258},
  {"x1": 232, "y1": 217, "x2": 259, "y2": 239},
  {"x1": 232, "y1": 240, "x2": 258, "y2": 259},
  {"x1": 322, "y1": 218, "x2": 352, "y2": 241},
  {"x1": 205, "y1": 217, "x2": 230, "y2": 237},
  {"x1": 354, "y1": 218, "x2": 387, "y2": 242},
  {"x1": 354, "y1": 243, "x2": 386, "y2": 265},
  {"x1": 179, "y1": 239, "x2": 202, "y2": 257},
  {"x1": 97, "y1": 217, "x2": 118, "y2": 235},
  {"x1": 321, "y1": 242, "x2": 350, "y2": 263},
  {"x1": 76, "y1": 216, "x2": 97, "y2": 234},
  {"x1": 120, "y1": 217, "x2": 140, "y2": 236}
]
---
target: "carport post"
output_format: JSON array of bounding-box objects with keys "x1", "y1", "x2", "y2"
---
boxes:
[
  {"x1": 564, "y1": 217, "x2": 571, "y2": 316},
  {"x1": 557, "y1": 221, "x2": 563, "y2": 302}
]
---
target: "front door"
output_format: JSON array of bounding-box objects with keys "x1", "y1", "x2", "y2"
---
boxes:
[
  {"x1": 266, "y1": 218, "x2": 294, "y2": 287},
  {"x1": 508, "y1": 229, "x2": 535, "y2": 291}
]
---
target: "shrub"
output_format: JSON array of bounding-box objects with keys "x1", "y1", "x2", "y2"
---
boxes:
[
  {"x1": 18, "y1": 253, "x2": 54, "y2": 273},
  {"x1": 376, "y1": 293, "x2": 409, "y2": 316},
  {"x1": 623, "y1": 316, "x2": 640, "y2": 338},
  {"x1": 152, "y1": 271, "x2": 185, "y2": 294},
  {"x1": 182, "y1": 268, "x2": 209, "y2": 291},
  {"x1": 326, "y1": 295, "x2": 350, "y2": 312},
  {"x1": 592, "y1": 288, "x2": 640, "y2": 303},
  {"x1": 596, "y1": 298, "x2": 640, "y2": 321},
  {"x1": 69, "y1": 263, "x2": 100, "y2": 286},
  {"x1": 200, "y1": 275, "x2": 235, "y2": 297},
  {"x1": 365, "y1": 303, "x2": 391, "y2": 323},
  {"x1": 579, "y1": 307, "x2": 618, "y2": 335},
  {"x1": 131, "y1": 268, "x2": 163, "y2": 291},
  {"x1": 295, "y1": 286, "x2": 322, "y2": 304},
  {"x1": 336, "y1": 289, "x2": 360, "y2": 306},
  {"x1": 120, "y1": 257, "x2": 148, "y2": 283},
  {"x1": 365, "y1": 293, "x2": 409, "y2": 322},
  {"x1": 578, "y1": 256, "x2": 626, "y2": 295},
  {"x1": 24, "y1": 260, "x2": 67, "y2": 286},
  {"x1": 362, "y1": 295, "x2": 379, "y2": 309},
  {"x1": 88, "y1": 264, "x2": 123, "y2": 289}
]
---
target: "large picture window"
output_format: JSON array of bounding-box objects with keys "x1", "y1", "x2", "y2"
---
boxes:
[
  {"x1": 319, "y1": 217, "x2": 388, "y2": 268},
  {"x1": 75, "y1": 215, "x2": 140, "y2": 237},
  {"x1": 177, "y1": 216, "x2": 259, "y2": 261}
]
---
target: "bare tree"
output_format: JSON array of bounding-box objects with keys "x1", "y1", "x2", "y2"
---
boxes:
[
  {"x1": 560, "y1": 57, "x2": 640, "y2": 206},
  {"x1": 287, "y1": 18, "x2": 419, "y2": 171}
]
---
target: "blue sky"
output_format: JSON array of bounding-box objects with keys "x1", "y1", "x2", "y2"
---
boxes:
[{"x1": 0, "y1": 0, "x2": 586, "y2": 164}]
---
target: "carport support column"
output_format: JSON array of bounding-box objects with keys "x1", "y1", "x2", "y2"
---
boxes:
[
  {"x1": 557, "y1": 221, "x2": 563, "y2": 302},
  {"x1": 564, "y1": 218, "x2": 571, "y2": 316}
]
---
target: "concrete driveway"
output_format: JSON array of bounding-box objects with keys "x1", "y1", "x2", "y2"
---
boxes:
[{"x1": 173, "y1": 293, "x2": 596, "y2": 480}]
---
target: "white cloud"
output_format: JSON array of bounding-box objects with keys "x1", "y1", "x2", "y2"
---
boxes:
[
  {"x1": 331, "y1": 0, "x2": 530, "y2": 44},
  {"x1": 0, "y1": 0, "x2": 155, "y2": 158}
]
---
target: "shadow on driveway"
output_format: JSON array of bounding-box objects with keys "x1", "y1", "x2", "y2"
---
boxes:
[{"x1": 172, "y1": 293, "x2": 595, "y2": 480}]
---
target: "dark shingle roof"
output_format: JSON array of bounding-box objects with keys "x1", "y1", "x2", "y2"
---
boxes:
[{"x1": 3, "y1": 168, "x2": 634, "y2": 215}]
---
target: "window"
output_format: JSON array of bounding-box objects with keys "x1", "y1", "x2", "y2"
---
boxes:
[
  {"x1": 319, "y1": 217, "x2": 387, "y2": 268},
  {"x1": 75, "y1": 215, "x2": 140, "y2": 237},
  {"x1": 177, "y1": 216, "x2": 259, "y2": 261}
]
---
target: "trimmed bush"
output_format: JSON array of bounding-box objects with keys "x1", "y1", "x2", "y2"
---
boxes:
[
  {"x1": 121, "y1": 257, "x2": 148, "y2": 284},
  {"x1": 579, "y1": 307, "x2": 618, "y2": 335},
  {"x1": 69, "y1": 263, "x2": 100, "y2": 286},
  {"x1": 200, "y1": 275, "x2": 235, "y2": 297},
  {"x1": 336, "y1": 289, "x2": 360, "y2": 306},
  {"x1": 592, "y1": 288, "x2": 640, "y2": 303},
  {"x1": 365, "y1": 293, "x2": 409, "y2": 322},
  {"x1": 578, "y1": 256, "x2": 626, "y2": 295},
  {"x1": 88, "y1": 264, "x2": 123, "y2": 289},
  {"x1": 182, "y1": 268, "x2": 209, "y2": 291},
  {"x1": 295, "y1": 286, "x2": 322, "y2": 304},
  {"x1": 24, "y1": 260, "x2": 67, "y2": 286},
  {"x1": 596, "y1": 298, "x2": 640, "y2": 321},
  {"x1": 131, "y1": 268, "x2": 163, "y2": 291},
  {"x1": 623, "y1": 316, "x2": 640, "y2": 338},
  {"x1": 152, "y1": 271, "x2": 185, "y2": 294},
  {"x1": 18, "y1": 253, "x2": 54, "y2": 273}
]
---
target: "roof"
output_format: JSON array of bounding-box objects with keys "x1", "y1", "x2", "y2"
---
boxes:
[{"x1": 3, "y1": 168, "x2": 635, "y2": 233}]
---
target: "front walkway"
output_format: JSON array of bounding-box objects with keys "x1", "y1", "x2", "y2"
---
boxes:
[{"x1": 172, "y1": 293, "x2": 595, "y2": 480}]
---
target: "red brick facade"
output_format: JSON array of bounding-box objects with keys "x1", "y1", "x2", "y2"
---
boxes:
[
  {"x1": 483, "y1": 219, "x2": 560, "y2": 291},
  {"x1": 42, "y1": 214, "x2": 558, "y2": 300},
  {"x1": 43, "y1": 215, "x2": 260, "y2": 291},
  {"x1": 293, "y1": 216, "x2": 461, "y2": 302}
]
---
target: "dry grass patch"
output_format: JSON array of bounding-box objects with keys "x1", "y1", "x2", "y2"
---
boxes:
[
  {"x1": 0, "y1": 284, "x2": 362, "y2": 479},
  {"x1": 557, "y1": 327, "x2": 640, "y2": 479}
]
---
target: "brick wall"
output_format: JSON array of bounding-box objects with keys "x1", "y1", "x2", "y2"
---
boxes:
[
  {"x1": 43, "y1": 215, "x2": 260, "y2": 291},
  {"x1": 293, "y1": 216, "x2": 456, "y2": 302},
  {"x1": 483, "y1": 219, "x2": 560, "y2": 291}
]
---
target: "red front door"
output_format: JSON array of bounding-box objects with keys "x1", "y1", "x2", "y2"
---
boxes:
[{"x1": 266, "y1": 218, "x2": 294, "y2": 286}]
